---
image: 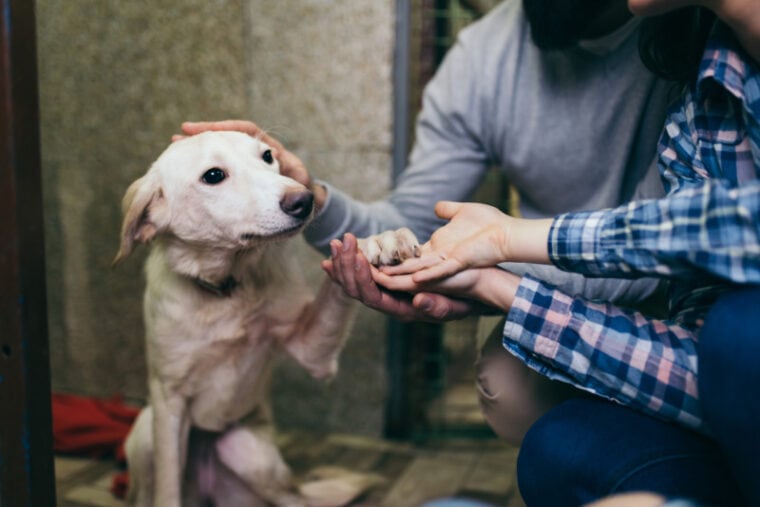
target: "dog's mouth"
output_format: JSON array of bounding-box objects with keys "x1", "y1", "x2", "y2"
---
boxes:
[{"x1": 240, "y1": 223, "x2": 306, "y2": 243}]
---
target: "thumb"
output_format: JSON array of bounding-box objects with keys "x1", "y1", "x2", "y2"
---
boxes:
[
  {"x1": 434, "y1": 201, "x2": 463, "y2": 220},
  {"x1": 413, "y1": 292, "x2": 472, "y2": 321}
]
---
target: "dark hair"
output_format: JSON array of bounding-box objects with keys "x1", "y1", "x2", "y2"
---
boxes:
[{"x1": 638, "y1": 7, "x2": 716, "y2": 84}]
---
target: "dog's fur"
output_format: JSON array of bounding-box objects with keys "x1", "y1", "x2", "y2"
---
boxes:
[{"x1": 114, "y1": 131, "x2": 418, "y2": 506}]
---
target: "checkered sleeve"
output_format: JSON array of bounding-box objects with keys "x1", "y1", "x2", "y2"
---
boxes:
[
  {"x1": 548, "y1": 179, "x2": 760, "y2": 283},
  {"x1": 503, "y1": 274, "x2": 705, "y2": 432}
]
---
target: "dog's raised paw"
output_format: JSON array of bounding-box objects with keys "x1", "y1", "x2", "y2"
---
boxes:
[{"x1": 357, "y1": 227, "x2": 420, "y2": 267}]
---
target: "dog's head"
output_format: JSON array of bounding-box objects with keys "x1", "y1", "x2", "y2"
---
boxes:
[{"x1": 113, "y1": 131, "x2": 313, "y2": 265}]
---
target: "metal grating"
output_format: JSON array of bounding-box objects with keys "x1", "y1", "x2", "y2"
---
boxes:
[{"x1": 387, "y1": 0, "x2": 505, "y2": 441}]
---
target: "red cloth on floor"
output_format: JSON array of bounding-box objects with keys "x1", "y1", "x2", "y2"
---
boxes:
[
  {"x1": 111, "y1": 470, "x2": 130, "y2": 499},
  {"x1": 52, "y1": 393, "x2": 141, "y2": 499},
  {"x1": 52, "y1": 392, "x2": 140, "y2": 458}
]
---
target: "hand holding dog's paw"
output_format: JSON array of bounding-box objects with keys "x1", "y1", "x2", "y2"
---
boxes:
[{"x1": 357, "y1": 228, "x2": 420, "y2": 267}]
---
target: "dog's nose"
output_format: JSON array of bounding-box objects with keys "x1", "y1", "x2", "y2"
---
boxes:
[{"x1": 280, "y1": 189, "x2": 314, "y2": 219}]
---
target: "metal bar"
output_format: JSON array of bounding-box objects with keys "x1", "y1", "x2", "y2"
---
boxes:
[
  {"x1": 386, "y1": 0, "x2": 412, "y2": 439},
  {"x1": 387, "y1": 0, "x2": 449, "y2": 441},
  {"x1": 0, "y1": 0, "x2": 56, "y2": 505},
  {"x1": 392, "y1": 0, "x2": 411, "y2": 183}
]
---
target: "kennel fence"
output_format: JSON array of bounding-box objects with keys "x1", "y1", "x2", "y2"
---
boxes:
[{"x1": 386, "y1": 0, "x2": 511, "y2": 441}]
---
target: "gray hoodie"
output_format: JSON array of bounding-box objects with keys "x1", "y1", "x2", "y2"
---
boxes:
[{"x1": 305, "y1": 0, "x2": 673, "y2": 305}]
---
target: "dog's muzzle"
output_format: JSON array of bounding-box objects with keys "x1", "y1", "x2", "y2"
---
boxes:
[{"x1": 279, "y1": 189, "x2": 313, "y2": 220}]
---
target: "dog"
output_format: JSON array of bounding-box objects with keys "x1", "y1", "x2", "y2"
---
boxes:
[{"x1": 113, "y1": 130, "x2": 419, "y2": 506}]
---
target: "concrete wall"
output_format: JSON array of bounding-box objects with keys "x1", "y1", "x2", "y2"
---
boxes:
[{"x1": 37, "y1": 0, "x2": 395, "y2": 435}]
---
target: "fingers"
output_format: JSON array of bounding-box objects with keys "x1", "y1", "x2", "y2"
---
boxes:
[
  {"x1": 380, "y1": 253, "x2": 439, "y2": 276},
  {"x1": 182, "y1": 120, "x2": 261, "y2": 136},
  {"x1": 411, "y1": 258, "x2": 463, "y2": 283},
  {"x1": 434, "y1": 200, "x2": 463, "y2": 220},
  {"x1": 380, "y1": 251, "x2": 463, "y2": 284},
  {"x1": 180, "y1": 120, "x2": 286, "y2": 151},
  {"x1": 328, "y1": 234, "x2": 381, "y2": 304},
  {"x1": 371, "y1": 269, "x2": 420, "y2": 293},
  {"x1": 323, "y1": 235, "x2": 431, "y2": 321},
  {"x1": 375, "y1": 259, "x2": 469, "y2": 294},
  {"x1": 323, "y1": 233, "x2": 483, "y2": 322},
  {"x1": 335, "y1": 234, "x2": 360, "y2": 296},
  {"x1": 412, "y1": 293, "x2": 476, "y2": 321},
  {"x1": 328, "y1": 236, "x2": 357, "y2": 297}
]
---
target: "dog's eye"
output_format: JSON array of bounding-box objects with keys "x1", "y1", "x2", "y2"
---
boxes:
[
  {"x1": 201, "y1": 168, "x2": 226, "y2": 185},
  {"x1": 262, "y1": 149, "x2": 274, "y2": 164}
]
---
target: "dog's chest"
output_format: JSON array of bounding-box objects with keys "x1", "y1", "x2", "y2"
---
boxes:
[
  {"x1": 149, "y1": 291, "x2": 299, "y2": 431},
  {"x1": 184, "y1": 331, "x2": 277, "y2": 431}
]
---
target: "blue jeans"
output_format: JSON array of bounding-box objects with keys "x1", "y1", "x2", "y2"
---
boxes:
[
  {"x1": 516, "y1": 397, "x2": 742, "y2": 506},
  {"x1": 516, "y1": 286, "x2": 760, "y2": 507},
  {"x1": 698, "y1": 285, "x2": 760, "y2": 505}
]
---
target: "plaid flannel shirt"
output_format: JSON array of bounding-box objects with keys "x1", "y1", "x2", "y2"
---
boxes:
[{"x1": 503, "y1": 23, "x2": 760, "y2": 433}]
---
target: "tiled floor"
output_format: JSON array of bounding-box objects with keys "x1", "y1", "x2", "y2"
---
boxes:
[{"x1": 55, "y1": 431, "x2": 524, "y2": 507}]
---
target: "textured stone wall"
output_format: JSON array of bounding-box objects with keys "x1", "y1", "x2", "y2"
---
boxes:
[
  {"x1": 37, "y1": 0, "x2": 394, "y2": 435},
  {"x1": 245, "y1": 1, "x2": 395, "y2": 434}
]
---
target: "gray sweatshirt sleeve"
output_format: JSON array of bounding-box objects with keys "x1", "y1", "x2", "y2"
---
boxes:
[
  {"x1": 304, "y1": 25, "x2": 492, "y2": 255},
  {"x1": 501, "y1": 263, "x2": 664, "y2": 307}
]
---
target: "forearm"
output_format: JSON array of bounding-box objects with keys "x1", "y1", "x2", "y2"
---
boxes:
[
  {"x1": 304, "y1": 182, "x2": 411, "y2": 256},
  {"x1": 469, "y1": 268, "x2": 522, "y2": 311},
  {"x1": 311, "y1": 181, "x2": 328, "y2": 213},
  {"x1": 549, "y1": 179, "x2": 760, "y2": 283},
  {"x1": 304, "y1": 149, "x2": 488, "y2": 256},
  {"x1": 503, "y1": 275, "x2": 705, "y2": 431},
  {"x1": 505, "y1": 217, "x2": 552, "y2": 264}
]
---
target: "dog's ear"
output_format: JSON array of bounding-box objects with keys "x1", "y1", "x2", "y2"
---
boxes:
[{"x1": 112, "y1": 174, "x2": 165, "y2": 266}]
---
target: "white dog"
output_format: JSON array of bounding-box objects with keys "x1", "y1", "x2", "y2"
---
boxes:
[{"x1": 114, "y1": 131, "x2": 418, "y2": 507}]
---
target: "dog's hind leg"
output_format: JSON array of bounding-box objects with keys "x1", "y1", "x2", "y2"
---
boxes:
[
  {"x1": 124, "y1": 407, "x2": 155, "y2": 507},
  {"x1": 214, "y1": 424, "x2": 306, "y2": 507}
]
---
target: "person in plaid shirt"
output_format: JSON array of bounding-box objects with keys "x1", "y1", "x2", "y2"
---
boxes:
[{"x1": 366, "y1": 1, "x2": 759, "y2": 505}]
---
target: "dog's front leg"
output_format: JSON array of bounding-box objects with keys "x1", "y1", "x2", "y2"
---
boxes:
[
  {"x1": 149, "y1": 378, "x2": 191, "y2": 507},
  {"x1": 283, "y1": 279, "x2": 357, "y2": 380},
  {"x1": 284, "y1": 228, "x2": 420, "y2": 379}
]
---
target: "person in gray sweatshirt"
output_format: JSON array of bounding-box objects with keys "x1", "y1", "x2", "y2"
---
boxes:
[{"x1": 183, "y1": 0, "x2": 671, "y2": 444}]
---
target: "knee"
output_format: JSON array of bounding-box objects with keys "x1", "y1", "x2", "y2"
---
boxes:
[
  {"x1": 477, "y1": 376, "x2": 532, "y2": 445},
  {"x1": 516, "y1": 400, "x2": 594, "y2": 507},
  {"x1": 517, "y1": 398, "x2": 745, "y2": 507},
  {"x1": 475, "y1": 351, "x2": 572, "y2": 446}
]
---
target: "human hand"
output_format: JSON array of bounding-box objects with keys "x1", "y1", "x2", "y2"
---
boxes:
[
  {"x1": 321, "y1": 233, "x2": 483, "y2": 322},
  {"x1": 381, "y1": 201, "x2": 512, "y2": 282},
  {"x1": 382, "y1": 201, "x2": 552, "y2": 283},
  {"x1": 373, "y1": 263, "x2": 521, "y2": 313},
  {"x1": 177, "y1": 120, "x2": 327, "y2": 210}
]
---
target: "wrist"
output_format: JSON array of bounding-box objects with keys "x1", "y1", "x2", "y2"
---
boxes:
[
  {"x1": 311, "y1": 182, "x2": 328, "y2": 213},
  {"x1": 475, "y1": 268, "x2": 521, "y2": 311},
  {"x1": 506, "y1": 218, "x2": 552, "y2": 264}
]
